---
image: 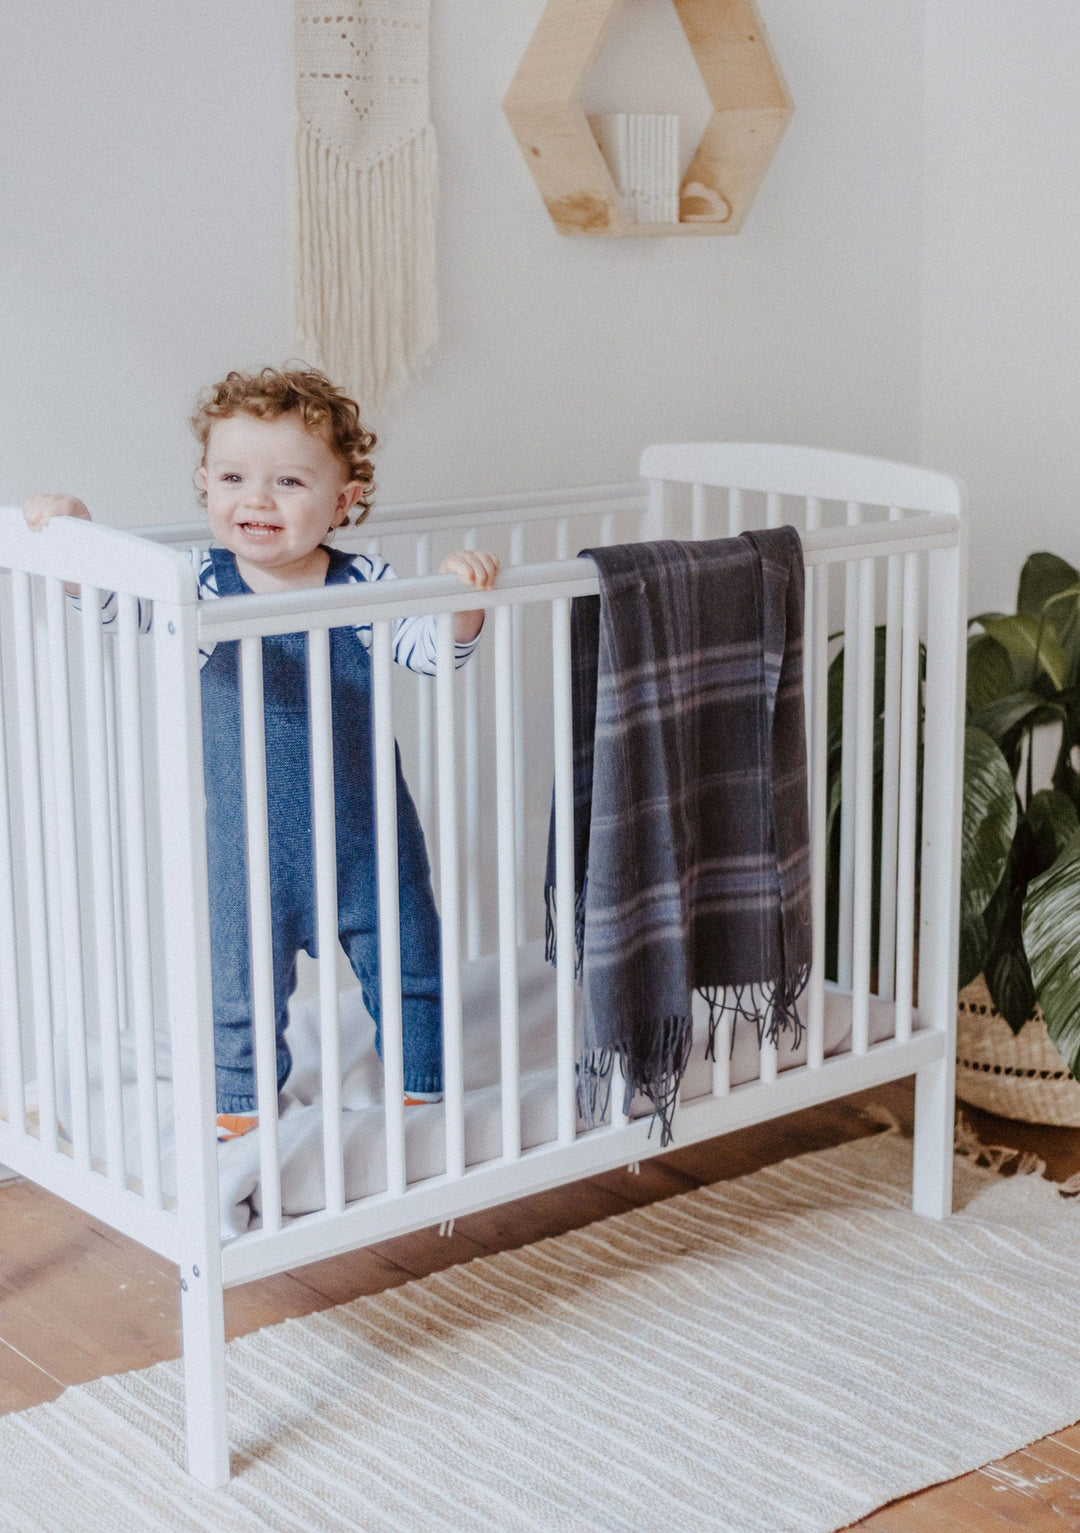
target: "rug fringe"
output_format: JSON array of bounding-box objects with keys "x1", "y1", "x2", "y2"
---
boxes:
[{"x1": 954, "y1": 1109, "x2": 1046, "y2": 1178}]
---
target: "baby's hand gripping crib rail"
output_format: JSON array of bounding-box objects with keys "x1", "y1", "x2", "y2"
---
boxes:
[{"x1": 0, "y1": 444, "x2": 966, "y2": 1486}]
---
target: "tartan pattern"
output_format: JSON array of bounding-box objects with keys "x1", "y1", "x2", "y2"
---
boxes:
[{"x1": 546, "y1": 530, "x2": 812, "y2": 1143}]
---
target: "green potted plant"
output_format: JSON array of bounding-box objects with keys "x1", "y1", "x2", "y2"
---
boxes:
[
  {"x1": 959, "y1": 551, "x2": 1080, "y2": 1121},
  {"x1": 826, "y1": 551, "x2": 1080, "y2": 1122}
]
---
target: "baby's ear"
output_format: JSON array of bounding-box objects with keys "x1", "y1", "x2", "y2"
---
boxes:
[
  {"x1": 197, "y1": 464, "x2": 208, "y2": 492},
  {"x1": 338, "y1": 481, "x2": 365, "y2": 520}
]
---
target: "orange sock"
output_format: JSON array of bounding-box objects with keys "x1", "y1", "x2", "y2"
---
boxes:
[{"x1": 216, "y1": 1113, "x2": 259, "y2": 1142}]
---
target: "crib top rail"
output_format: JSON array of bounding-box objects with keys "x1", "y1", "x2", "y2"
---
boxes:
[
  {"x1": 193, "y1": 510, "x2": 962, "y2": 643},
  {"x1": 640, "y1": 443, "x2": 966, "y2": 516},
  {"x1": 0, "y1": 506, "x2": 195, "y2": 601},
  {"x1": 125, "y1": 481, "x2": 648, "y2": 549}
]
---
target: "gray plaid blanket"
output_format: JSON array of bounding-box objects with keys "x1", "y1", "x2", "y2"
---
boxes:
[{"x1": 544, "y1": 530, "x2": 812, "y2": 1143}]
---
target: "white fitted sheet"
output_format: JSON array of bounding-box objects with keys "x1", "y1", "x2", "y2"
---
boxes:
[{"x1": 47, "y1": 941, "x2": 892, "y2": 1236}]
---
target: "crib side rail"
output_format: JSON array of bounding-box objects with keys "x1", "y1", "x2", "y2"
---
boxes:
[{"x1": 0, "y1": 522, "x2": 193, "y2": 1260}]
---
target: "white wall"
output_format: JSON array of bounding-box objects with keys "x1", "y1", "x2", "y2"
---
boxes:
[
  {"x1": 922, "y1": 2, "x2": 1080, "y2": 612},
  {"x1": 0, "y1": 2, "x2": 294, "y2": 526},
  {"x1": 1, "y1": 1, "x2": 926, "y2": 524}
]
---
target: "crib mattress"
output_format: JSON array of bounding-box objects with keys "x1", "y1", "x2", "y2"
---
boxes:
[{"x1": 43, "y1": 942, "x2": 894, "y2": 1236}]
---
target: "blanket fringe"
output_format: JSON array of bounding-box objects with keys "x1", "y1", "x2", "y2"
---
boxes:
[
  {"x1": 700, "y1": 963, "x2": 811, "y2": 1061},
  {"x1": 294, "y1": 123, "x2": 438, "y2": 413},
  {"x1": 578, "y1": 1014, "x2": 693, "y2": 1149},
  {"x1": 543, "y1": 883, "x2": 586, "y2": 981}
]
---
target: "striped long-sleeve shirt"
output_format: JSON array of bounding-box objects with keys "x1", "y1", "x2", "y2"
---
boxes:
[{"x1": 88, "y1": 548, "x2": 480, "y2": 673}]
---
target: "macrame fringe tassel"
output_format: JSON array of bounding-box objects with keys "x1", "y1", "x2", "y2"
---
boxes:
[{"x1": 294, "y1": 123, "x2": 438, "y2": 413}]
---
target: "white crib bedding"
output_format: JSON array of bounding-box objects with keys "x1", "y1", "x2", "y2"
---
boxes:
[{"x1": 42, "y1": 942, "x2": 895, "y2": 1238}]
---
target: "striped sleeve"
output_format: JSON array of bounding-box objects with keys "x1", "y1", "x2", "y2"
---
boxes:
[
  {"x1": 194, "y1": 550, "x2": 219, "y2": 668},
  {"x1": 66, "y1": 588, "x2": 153, "y2": 636},
  {"x1": 346, "y1": 553, "x2": 481, "y2": 674}
]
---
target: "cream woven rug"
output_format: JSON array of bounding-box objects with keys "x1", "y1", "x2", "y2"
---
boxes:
[{"x1": 3, "y1": 1128, "x2": 1080, "y2": 1533}]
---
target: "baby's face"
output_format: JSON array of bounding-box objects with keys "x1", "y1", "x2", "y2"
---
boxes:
[{"x1": 200, "y1": 412, "x2": 358, "y2": 579}]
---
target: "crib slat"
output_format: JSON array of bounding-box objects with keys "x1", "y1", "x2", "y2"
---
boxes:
[
  {"x1": 806, "y1": 505, "x2": 827, "y2": 1069},
  {"x1": 599, "y1": 511, "x2": 617, "y2": 547},
  {"x1": 851, "y1": 557, "x2": 876, "y2": 1055},
  {"x1": 415, "y1": 533, "x2": 434, "y2": 837},
  {"x1": 463, "y1": 529, "x2": 481, "y2": 961},
  {"x1": 308, "y1": 628, "x2": 345, "y2": 1217},
  {"x1": 371, "y1": 620, "x2": 406, "y2": 1195},
  {"x1": 81, "y1": 588, "x2": 126, "y2": 1187},
  {"x1": 11, "y1": 575, "x2": 56, "y2": 1153},
  {"x1": 710, "y1": 1007, "x2": 731, "y2": 1097},
  {"x1": 239, "y1": 636, "x2": 282, "y2": 1232},
  {"x1": 894, "y1": 552, "x2": 921, "y2": 1042},
  {"x1": 103, "y1": 654, "x2": 130, "y2": 1038},
  {"x1": 555, "y1": 517, "x2": 571, "y2": 562},
  {"x1": 727, "y1": 487, "x2": 743, "y2": 537},
  {"x1": 551, "y1": 598, "x2": 577, "y2": 1146},
  {"x1": 760, "y1": 1028, "x2": 779, "y2": 1085},
  {"x1": 0, "y1": 625, "x2": 25, "y2": 1135},
  {"x1": 766, "y1": 491, "x2": 782, "y2": 529},
  {"x1": 877, "y1": 511, "x2": 904, "y2": 1007},
  {"x1": 642, "y1": 479, "x2": 669, "y2": 541},
  {"x1": 610, "y1": 1054, "x2": 628, "y2": 1129},
  {"x1": 836, "y1": 502, "x2": 863, "y2": 991},
  {"x1": 116, "y1": 594, "x2": 162, "y2": 1209},
  {"x1": 46, "y1": 579, "x2": 91, "y2": 1172},
  {"x1": 510, "y1": 525, "x2": 527, "y2": 947},
  {"x1": 436, "y1": 614, "x2": 465, "y2": 1180},
  {"x1": 494, "y1": 606, "x2": 521, "y2": 1162},
  {"x1": 691, "y1": 483, "x2": 707, "y2": 541}
]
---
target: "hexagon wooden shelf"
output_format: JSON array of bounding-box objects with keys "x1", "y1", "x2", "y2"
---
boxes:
[{"x1": 503, "y1": 0, "x2": 793, "y2": 237}]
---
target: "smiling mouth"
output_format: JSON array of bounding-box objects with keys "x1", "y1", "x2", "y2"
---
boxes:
[{"x1": 238, "y1": 521, "x2": 282, "y2": 537}]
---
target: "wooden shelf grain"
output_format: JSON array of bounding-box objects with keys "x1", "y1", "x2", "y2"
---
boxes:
[{"x1": 503, "y1": 0, "x2": 793, "y2": 237}]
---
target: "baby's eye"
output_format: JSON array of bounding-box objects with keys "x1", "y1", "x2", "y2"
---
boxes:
[
  {"x1": 220, "y1": 473, "x2": 241, "y2": 484},
  {"x1": 278, "y1": 477, "x2": 303, "y2": 488}
]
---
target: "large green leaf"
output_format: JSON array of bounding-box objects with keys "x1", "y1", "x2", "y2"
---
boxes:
[
  {"x1": 986, "y1": 885, "x2": 1037, "y2": 1032},
  {"x1": 974, "y1": 613, "x2": 1070, "y2": 692},
  {"x1": 961, "y1": 729, "x2": 1017, "y2": 925},
  {"x1": 958, "y1": 912, "x2": 987, "y2": 991},
  {"x1": 968, "y1": 691, "x2": 1065, "y2": 760},
  {"x1": 1017, "y1": 552, "x2": 1080, "y2": 618},
  {"x1": 1026, "y1": 789, "x2": 1080, "y2": 875},
  {"x1": 966, "y1": 633, "x2": 1015, "y2": 713},
  {"x1": 1022, "y1": 831, "x2": 1080, "y2": 1078}
]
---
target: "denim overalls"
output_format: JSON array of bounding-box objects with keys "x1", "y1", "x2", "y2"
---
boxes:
[{"x1": 202, "y1": 546, "x2": 443, "y2": 1114}]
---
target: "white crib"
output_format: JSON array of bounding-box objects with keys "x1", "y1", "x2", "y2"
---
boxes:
[{"x1": 0, "y1": 444, "x2": 966, "y2": 1486}]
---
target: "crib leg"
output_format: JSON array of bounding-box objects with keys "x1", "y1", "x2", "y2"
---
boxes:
[
  {"x1": 180, "y1": 1259, "x2": 230, "y2": 1487},
  {"x1": 911, "y1": 1057, "x2": 954, "y2": 1220}
]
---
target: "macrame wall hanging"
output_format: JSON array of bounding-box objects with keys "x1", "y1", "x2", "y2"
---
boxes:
[{"x1": 294, "y1": 2, "x2": 437, "y2": 413}]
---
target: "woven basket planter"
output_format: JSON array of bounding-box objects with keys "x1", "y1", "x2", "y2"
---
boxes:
[{"x1": 956, "y1": 974, "x2": 1080, "y2": 1127}]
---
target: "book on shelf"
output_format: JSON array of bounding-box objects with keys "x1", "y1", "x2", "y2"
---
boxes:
[{"x1": 588, "y1": 112, "x2": 680, "y2": 224}]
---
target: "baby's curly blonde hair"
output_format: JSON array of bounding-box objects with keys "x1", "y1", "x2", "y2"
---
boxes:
[{"x1": 190, "y1": 367, "x2": 377, "y2": 522}]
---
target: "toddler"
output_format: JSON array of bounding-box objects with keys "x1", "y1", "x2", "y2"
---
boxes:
[{"x1": 24, "y1": 367, "x2": 499, "y2": 1141}]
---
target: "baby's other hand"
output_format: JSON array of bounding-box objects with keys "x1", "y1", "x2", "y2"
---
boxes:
[
  {"x1": 23, "y1": 495, "x2": 91, "y2": 531},
  {"x1": 440, "y1": 550, "x2": 499, "y2": 589}
]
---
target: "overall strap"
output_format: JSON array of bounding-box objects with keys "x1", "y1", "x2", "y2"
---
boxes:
[
  {"x1": 323, "y1": 546, "x2": 359, "y2": 585},
  {"x1": 207, "y1": 545, "x2": 247, "y2": 596}
]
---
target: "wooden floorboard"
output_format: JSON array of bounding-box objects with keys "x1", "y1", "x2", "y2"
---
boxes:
[{"x1": 2, "y1": 1077, "x2": 1079, "y2": 1531}]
